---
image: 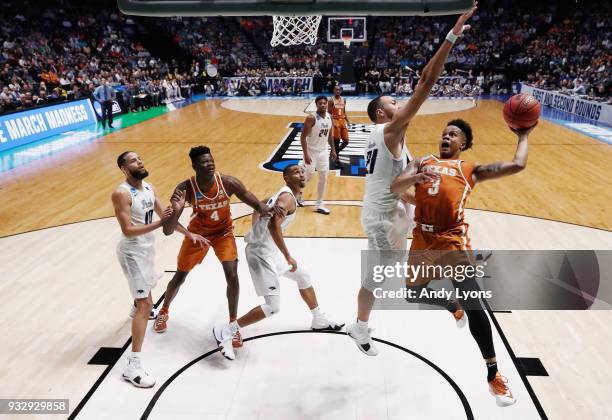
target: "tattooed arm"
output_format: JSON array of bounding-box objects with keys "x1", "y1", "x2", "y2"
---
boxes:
[{"x1": 472, "y1": 124, "x2": 536, "y2": 184}]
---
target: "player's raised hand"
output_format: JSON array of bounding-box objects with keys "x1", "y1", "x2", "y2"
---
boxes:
[
  {"x1": 186, "y1": 231, "x2": 211, "y2": 248},
  {"x1": 286, "y1": 255, "x2": 298, "y2": 272},
  {"x1": 452, "y1": 1, "x2": 477, "y2": 36},
  {"x1": 510, "y1": 121, "x2": 538, "y2": 137},
  {"x1": 170, "y1": 188, "x2": 186, "y2": 211},
  {"x1": 161, "y1": 206, "x2": 174, "y2": 222},
  {"x1": 416, "y1": 171, "x2": 441, "y2": 184}
]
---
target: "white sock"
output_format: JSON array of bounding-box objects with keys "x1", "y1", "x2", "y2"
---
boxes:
[
  {"x1": 310, "y1": 307, "x2": 322, "y2": 317},
  {"x1": 357, "y1": 319, "x2": 368, "y2": 329},
  {"x1": 229, "y1": 320, "x2": 239, "y2": 333},
  {"x1": 317, "y1": 172, "x2": 327, "y2": 205}
]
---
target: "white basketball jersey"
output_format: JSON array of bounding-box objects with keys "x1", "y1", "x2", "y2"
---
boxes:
[
  {"x1": 118, "y1": 181, "x2": 156, "y2": 245},
  {"x1": 306, "y1": 112, "x2": 332, "y2": 151},
  {"x1": 363, "y1": 124, "x2": 412, "y2": 213},
  {"x1": 245, "y1": 186, "x2": 297, "y2": 250}
]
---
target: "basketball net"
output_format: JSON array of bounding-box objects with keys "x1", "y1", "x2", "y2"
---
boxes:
[
  {"x1": 270, "y1": 15, "x2": 322, "y2": 47},
  {"x1": 342, "y1": 34, "x2": 352, "y2": 48}
]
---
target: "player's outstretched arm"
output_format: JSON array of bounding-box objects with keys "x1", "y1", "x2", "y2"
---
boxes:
[
  {"x1": 472, "y1": 124, "x2": 535, "y2": 184},
  {"x1": 268, "y1": 192, "x2": 298, "y2": 272},
  {"x1": 390, "y1": 158, "x2": 440, "y2": 194},
  {"x1": 222, "y1": 175, "x2": 270, "y2": 216},
  {"x1": 111, "y1": 188, "x2": 171, "y2": 238},
  {"x1": 385, "y1": 3, "x2": 477, "y2": 144},
  {"x1": 162, "y1": 181, "x2": 189, "y2": 235},
  {"x1": 300, "y1": 114, "x2": 315, "y2": 165}
]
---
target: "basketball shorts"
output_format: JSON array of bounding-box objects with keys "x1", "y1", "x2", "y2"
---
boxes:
[
  {"x1": 301, "y1": 147, "x2": 329, "y2": 175},
  {"x1": 332, "y1": 119, "x2": 349, "y2": 141},
  {"x1": 360, "y1": 201, "x2": 415, "y2": 291},
  {"x1": 407, "y1": 223, "x2": 473, "y2": 286},
  {"x1": 117, "y1": 241, "x2": 157, "y2": 299},
  {"x1": 177, "y1": 226, "x2": 238, "y2": 272},
  {"x1": 245, "y1": 244, "x2": 311, "y2": 297}
]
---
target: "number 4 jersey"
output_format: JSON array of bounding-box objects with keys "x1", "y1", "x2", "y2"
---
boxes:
[
  {"x1": 187, "y1": 172, "x2": 233, "y2": 236},
  {"x1": 363, "y1": 123, "x2": 412, "y2": 213}
]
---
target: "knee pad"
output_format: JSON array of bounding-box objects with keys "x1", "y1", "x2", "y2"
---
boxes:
[
  {"x1": 294, "y1": 270, "x2": 312, "y2": 290},
  {"x1": 261, "y1": 295, "x2": 281, "y2": 317}
]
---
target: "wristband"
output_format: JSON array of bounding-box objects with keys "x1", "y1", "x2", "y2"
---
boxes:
[{"x1": 445, "y1": 30, "x2": 459, "y2": 44}]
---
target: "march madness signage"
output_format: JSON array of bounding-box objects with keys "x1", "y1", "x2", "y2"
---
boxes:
[
  {"x1": 262, "y1": 122, "x2": 375, "y2": 177},
  {"x1": 520, "y1": 83, "x2": 611, "y2": 125}
]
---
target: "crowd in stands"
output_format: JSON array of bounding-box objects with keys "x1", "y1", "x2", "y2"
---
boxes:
[{"x1": 0, "y1": 0, "x2": 609, "y2": 115}]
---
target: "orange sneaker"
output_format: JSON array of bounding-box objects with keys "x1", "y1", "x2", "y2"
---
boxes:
[
  {"x1": 232, "y1": 329, "x2": 243, "y2": 348},
  {"x1": 154, "y1": 308, "x2": 168, "y2": 333},
  {"x1": 453, "y1": 309, "x2": 467, "y2": 328},
  {"x1": 488, "y1": 372, "x2": 516, "y2": 406}
]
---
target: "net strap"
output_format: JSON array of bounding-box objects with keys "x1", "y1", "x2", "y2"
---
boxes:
[{"x1": 271, "y1": 15, "x2": 322, "y2": 47}]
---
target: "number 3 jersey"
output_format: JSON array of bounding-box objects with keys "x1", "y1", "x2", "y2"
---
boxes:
[
  {"x1": 118, "y1": 181, "x2": 156, "y2": 246},
  {"x1": 187, "y1": 172, "x2": 233, "y2": 236},
  {"x1": 414, "y1": 155, "x2": 476, "y2": 228},
  {"x1": 363, "y1": 123, "x2": 412, "y2": 213}
]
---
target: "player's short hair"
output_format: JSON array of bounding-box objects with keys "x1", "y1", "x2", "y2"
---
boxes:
[
  {"x1": 367, "y1": 96, "x2": 384, "y2": 123},
  {"x1": 189, "y1": 145, "x2": 212, "y2": 164},
  {"x1": 447, "y1": 119, "x2": 473, "y2": 150},
  {"x1": 117, "y1": 151, "x2": 134, "y2": 168},
  {"x1": 283, "y1": 164, "x2": 300, "y2": 177},
  {"x1": 314, "y1": 95, "x2": 327, "y2": 104}
]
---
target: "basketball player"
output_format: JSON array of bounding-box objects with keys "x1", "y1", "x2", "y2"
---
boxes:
[
  {"x1": 346, "y1": 4, "x2": 478, "y2": 354},
  {"x1": 213, "y1": 164, "x2": 344, "y2": 360},
  {"x1": 155, "y1": 146, "x2": 273, "y2": 349},
  {"x1": 300, "y1": 95, "x2": 336, "y2": 215},
  {"x1": 390, "y1": 119, "x2": 536, "y2": 406},
  {"x1": 329, "y1": 85, "x2": 350, "y2": 165},
  {"x1": 112, "y1": 151, "x2": 175, "y2": 388}
]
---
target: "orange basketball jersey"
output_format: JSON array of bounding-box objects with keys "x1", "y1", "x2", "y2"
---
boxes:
[
  {"x1": 187, "y1": 172, "x2": 233, "y2": 235},
  {"x1": 414, "y1": 156, "x2": 476, "y2": 228},
  {"x1": 330, "y1": 97, "x2": 346, "y2": 120}
]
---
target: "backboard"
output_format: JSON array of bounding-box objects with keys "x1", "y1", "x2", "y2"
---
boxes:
[{"x1": 117, "y1": 0, "x2": 475, "y2": 17}]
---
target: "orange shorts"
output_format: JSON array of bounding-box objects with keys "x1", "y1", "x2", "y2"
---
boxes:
[
  {"x1": 177, "y1": 226, "x2": 238, "y2": 272},
  {"x1": 332, "y1": 119, "x2": 349, "y2": 141},
  {"x1": 407, "y1": 224, "x2": 472, "y2": 285}
]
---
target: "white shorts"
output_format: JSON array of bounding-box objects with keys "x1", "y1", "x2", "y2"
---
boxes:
[
  {"x1": 245, "y1": 244, "x2": 310, "y2": 296},
  {"x1": 301, "y1": 148, "x2": 329, "y2": 175},
  {"x1": 117, "y1": 241, "x2": 157, "y2": 299},
  {"x1": 360, "y1": 200, "x2": 414, "y2": 291}
]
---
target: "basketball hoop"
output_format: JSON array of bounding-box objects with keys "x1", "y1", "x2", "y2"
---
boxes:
[
  {"x1": 342, "y1": 34, "x2": 353, "y2": 48},
  {"x1": 270, "y1": 15, "x2": 322, "y2": 47}
]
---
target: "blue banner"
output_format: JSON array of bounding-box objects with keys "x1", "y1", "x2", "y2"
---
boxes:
[{"x1": 0, "y1": 99, "x2": 97, "y2": 152}]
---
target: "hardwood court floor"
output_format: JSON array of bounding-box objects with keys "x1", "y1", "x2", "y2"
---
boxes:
[{"x1": 1, "y1": 98, "x2": 611, "y2": 419}]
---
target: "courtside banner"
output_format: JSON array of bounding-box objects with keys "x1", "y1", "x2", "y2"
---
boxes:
[
  {"x1": 223, "y1": 76, "x2": 314, "y2": 93},
  {"x1": 0, "y1": 99, "x2": 97, "y2": 152},
  {"x1": 520, "y1": 83, "x2": 612, "y2": 125}
]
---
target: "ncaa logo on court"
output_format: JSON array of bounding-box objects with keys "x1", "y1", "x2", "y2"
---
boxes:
[{"x1": 261, "y1": 122, "x2": 375, "y2": 177}]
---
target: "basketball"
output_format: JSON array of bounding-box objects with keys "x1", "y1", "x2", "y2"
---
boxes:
[{"x1": 503, "y1": 94, "x2": 541, "y2": 130}]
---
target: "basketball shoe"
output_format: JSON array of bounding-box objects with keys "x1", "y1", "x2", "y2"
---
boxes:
[
  {"x1": 122, "y1": 357, "x2": 155, "y2": 388},
  {"x1": 213, "y1": 324, "x2": 236, "y2": 360},
  {"x1": 489, "y1": 372, "x2": 516, "y2": 406},
  {"x1": 311, "y1": 313, "x2": 345, "y2": 331},
  {"x1": 154, "y1": 308, "x2": 168, "y2": 333},
  {"x1": 346, "y1": 322, "x2": 379, "y2": 356}
]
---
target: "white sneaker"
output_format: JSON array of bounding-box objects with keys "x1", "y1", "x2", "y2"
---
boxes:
[
  {"x1": 129, "y1": 305, "x2": 158, "y2": 320},
  {"x1": 346, "y1": 323, "x2": 379, "y2": 356},
  {"x1": 213, "y1": 324, "x2": 236, "y2": 360},
  {"x1": 122, "y1": 358, "x2": 155, "y2": 388},
  {"x1": 315, "y1": 205, "x2": 330, "y2": 215},
  {"x1": 311, "y1": 313, "x2": 345, "y2": 331}
]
